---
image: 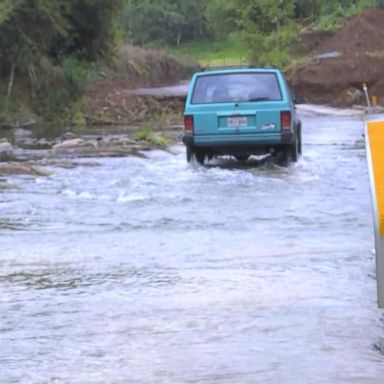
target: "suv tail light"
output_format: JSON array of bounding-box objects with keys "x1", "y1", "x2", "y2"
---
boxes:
[
  {"x1": 184, "y1": 115, "x2": 194, "y2": 132},
  {"x1": 281, "y1": 111, "x2": 291, "y2": 131}
]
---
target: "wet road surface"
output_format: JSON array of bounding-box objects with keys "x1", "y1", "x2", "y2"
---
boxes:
[{"x1": 1, "y1": 112, "x2": 384, "y2": 383}]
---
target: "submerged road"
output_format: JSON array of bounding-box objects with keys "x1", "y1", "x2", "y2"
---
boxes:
[{"x1": 0, "y1": 110, "x2": 383, "y2": 383}]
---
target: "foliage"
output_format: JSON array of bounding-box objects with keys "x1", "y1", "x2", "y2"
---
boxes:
[
  {"x1": 0, "y1": 0, "x2": 124, "y2": 119},
  {"x1": 61, "y1": 0, "x2": 124, "y2": 61},
  {"x1": 72, "y1": 109, "x2": 87, "y2": 131},
  {"x1": 30, "y1": 57, "x2": 96, "y2": 119},
  {"x1": 121, "y1": 0, "x2": 208, "y2": 46},
  {"x1": 293, "y1": 0, "x2": 381, "y2": 20},
  {"x1": 0, "y1": 0, "x2": 124, "y2": 69},
  {"x1": 314, "y1": 0, "x2": 381, "y2": 30},
  {"x1": 133, "y1": 124, "x2": 170, "y2": 147},
  {"x1": 248, "y1": 22, "x2": 299, "y2": 67},
  {"x1": 230, "y1": 0, "x2": 297, "y2": 67},
  {"x1": 169, "y1": 38, "x2": 248, "y2": 67},
  {"x1": 122, "y1": 0, "x2": 384, "y2": 67}
]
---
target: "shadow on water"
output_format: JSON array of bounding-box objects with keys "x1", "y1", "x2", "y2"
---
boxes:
[
  {"x1": 373, "y1": 315, "x2": 384, "y2": 358},
  {"x1": 189, "y1": 155, "x2": 296, "y2": 179},
  {"x1": 0, "y1": 219, "x2": 30, "y2": 231},
  {"x1": 373, "y1": 339, "x2": 384, "y2": 357},
  {"x1": 0, "y1": 266, "x2": 182, "y2": 291},
  {"x1": 190, "y1": 154, "x2": 293, "y2": 171}
]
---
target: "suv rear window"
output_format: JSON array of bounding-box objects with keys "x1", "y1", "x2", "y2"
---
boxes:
[{"x1": 191, "y1": 72, "x2": 282, "y2": 104}]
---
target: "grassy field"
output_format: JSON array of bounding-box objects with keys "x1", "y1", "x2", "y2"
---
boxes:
[{"x1": 169, "y1": 40, "x2": 249, "y2": 68}]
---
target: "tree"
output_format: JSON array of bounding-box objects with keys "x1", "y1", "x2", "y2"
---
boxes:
[
  {"x1": 61, "y1": 0, "x2": 124, "y2": 60},
  {"x1": 205, "y1": 0, "x2": 238, "y2": 39},
  {"x1": 121, "y1": 0, "x2": 207, "y2": 46},
  {"x1": 0, "y1": 0, "x2": 124, "y2": 75},
  {"x1": 0, "y1": 0, "x2": 124, "y2": 112}
]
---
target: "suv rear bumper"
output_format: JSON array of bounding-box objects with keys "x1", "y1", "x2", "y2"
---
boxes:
[{"x1": 183, "y1": 131, "x2": 294, "y2": 147}]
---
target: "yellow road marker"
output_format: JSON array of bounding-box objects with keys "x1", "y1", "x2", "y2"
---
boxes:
[{"x1": 366, "y1": 120, "x2": 384, "y2": 308}]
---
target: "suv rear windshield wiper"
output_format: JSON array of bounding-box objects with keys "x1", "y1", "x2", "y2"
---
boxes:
[{"x1": 247, "y1": 97, "x2": 272, "y2": 102}]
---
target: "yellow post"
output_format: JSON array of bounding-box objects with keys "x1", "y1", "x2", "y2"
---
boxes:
[
  {"x1": 372, "y1": 96, "x2": 378, "y2": 107},
  {"x1": 366, "y1": 120, "x2": 384, "y2": 308}
]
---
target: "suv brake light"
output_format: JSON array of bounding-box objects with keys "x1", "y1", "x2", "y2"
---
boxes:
[
  {"x1": 281, "y1": 111, "x2": 291, "y2": 130},
  {"x1": 184, "y1": 115, "x2": 194, "y2": 132}
]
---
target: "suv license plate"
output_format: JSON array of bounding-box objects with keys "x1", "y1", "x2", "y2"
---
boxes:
[{"x1": 227, "y1": 117, "x2": 247, "y2": 128}]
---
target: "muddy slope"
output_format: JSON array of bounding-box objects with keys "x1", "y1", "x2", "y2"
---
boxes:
[
  {"x1": 291, "y1": 9, "x2": 384, "y2": 106},
  {"x1": 84, "y1": 46, "x2": 197, "y2": 124}
]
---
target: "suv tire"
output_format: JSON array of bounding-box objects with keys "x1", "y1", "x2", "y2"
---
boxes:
[
  {"x1": 195, "y1": 150, "x2": 205, "y2": 165},
  {"x1": 235, "y1": 155, "x2": 250, "y2": 162},
  {"x1": 291, "y1": 134, "x2": 299, "y2": 163},
  {"x1": 297, "y1": 122, "x2": 302, "y2": 155},
  {"x1": 186, "y1": 147, "x2": 192, "y2": 162},
  {"x1": 187, "y1": 147, "x2": 205, "y2": 165},
  {"x1": 280, "y1": 135, "x2": 299, "y2": 166}
]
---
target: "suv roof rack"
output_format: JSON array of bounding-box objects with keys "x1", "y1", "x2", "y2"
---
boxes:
[{"x1": 201, "y1": 64, "x2": 277, "y2": 71}]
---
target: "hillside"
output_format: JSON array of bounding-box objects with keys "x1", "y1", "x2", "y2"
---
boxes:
[
  {"x1": 83, "y1": 45, "x2": 198, "y2": 125},
  {"x1": 291, "y1": 9, "x2": 384, "y2": 107}
]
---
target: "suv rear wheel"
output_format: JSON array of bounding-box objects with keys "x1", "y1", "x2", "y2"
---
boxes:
[
  {"x1": 195, "y1": 150, "x2": 205, "y2": 165},
  {"x1": 186, "y1": 147, "x2": 205, "y2": 165},
  {"x1": 186, "y1": 147, "x2": 192, "y2": 162},
  {"x1": 235, "y1": 155, "x2": 250, "y2": 163},
  {"x1": 290, "y1": 134, "x2": 299, "y2": 163},
  {"x1": 297, "y1": 122, "x2": 302, "y2": 155},
  {"x1": 280, "y1": 134, "x2": 299, "y2": 166}
]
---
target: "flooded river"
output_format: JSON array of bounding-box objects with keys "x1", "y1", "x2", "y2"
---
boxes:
[{"x1": 1, "y1": 111, "x2": 383, "y2": 383}]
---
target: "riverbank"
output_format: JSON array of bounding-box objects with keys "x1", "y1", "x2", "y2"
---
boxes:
[
  {"x1": 0, "y1": 122, "x2": 182, "y2": 179},
  {"x1": 0, "y1": 102, "x2": 376, "y2": 181},
  {"x1": 0, "y1": 45, "x2": 198, "y2": 131},
  {"x1": 2, "y1": 8, "x2": 384, "y2": 178},
  {"x1": 2, "y1": 8, "x2": 384, "y2": 135},
  {"x1": 0, "y1": 45, "x2": 194, "y2": 179},
  {"x1": 290, "y1": 9, "x2": 384, "y2": 107}
]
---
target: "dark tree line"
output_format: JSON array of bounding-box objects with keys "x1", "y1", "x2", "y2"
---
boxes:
[
  {"x1": 0, "y1": 0, "x2": 124, "y2": 112},
  {"x1": 0, "y1": 0, "x2": 123, "y2": 75}
]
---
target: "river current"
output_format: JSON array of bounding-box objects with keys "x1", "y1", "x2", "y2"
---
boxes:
[{"x1": 1, "y1": 112, "x2": 383, "y2": 383}]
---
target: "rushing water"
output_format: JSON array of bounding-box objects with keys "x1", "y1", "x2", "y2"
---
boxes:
[{"x1": 1, "y1": 112, "x2": 383, "y2": 383}]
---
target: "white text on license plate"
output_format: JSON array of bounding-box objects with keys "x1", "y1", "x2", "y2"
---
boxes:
[{"x1": 227, "y1": 117, "x2": 247, "y2": 127}]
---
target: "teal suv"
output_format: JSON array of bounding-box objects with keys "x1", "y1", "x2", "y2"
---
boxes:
[{"x1": 182, "y1": 67, "x2": 302, "y2": 165}]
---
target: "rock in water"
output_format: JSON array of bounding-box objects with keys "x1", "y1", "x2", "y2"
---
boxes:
[{"x1": 0, "y1": 139, "x2": 13, "y2": 160}]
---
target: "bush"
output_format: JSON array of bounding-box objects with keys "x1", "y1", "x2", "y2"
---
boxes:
[
  {"x1": 30, "y1": 56, "x2": 95, "y2": 119},
  {"x1": 248, "y1": 22, "x2": 299, "y2": 68},
  {"x1": 134, "y1": 124, "x2": 170, "y2": 147},
  {"x1": 0, "y1": 0, "x2": 123, "y2": 122}
]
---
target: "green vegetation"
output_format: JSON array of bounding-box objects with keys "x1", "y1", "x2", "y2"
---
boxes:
[
  {"x1": 0, "y1": 0, "x2": 124, "y2": 122},
  {"x1": 315, "y1": 0, "x2": 380, "y2": 30},
  {"x1": 168, "y1": 39, "x2": 249, "y2": 67},
  {"x1": 1, "y1": 0, "x2": 384, "y2": 125},
  {"x1": 122, "y1": 0, "x2": 384, "y2": 68},
  {"x1": 133, "y1": 124, "x2": 170, "y2": 148},
  {"x1": 121, "y1": 0, "x2": 207, "y2": 46}
]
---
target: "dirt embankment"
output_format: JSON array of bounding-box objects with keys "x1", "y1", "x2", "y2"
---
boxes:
[
  {"x1": 291, "y1": 9, "x2": 384, "y2": 107},
  {"x1": 84, "y1": 46, "x2": 197, "y2": 125}
]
